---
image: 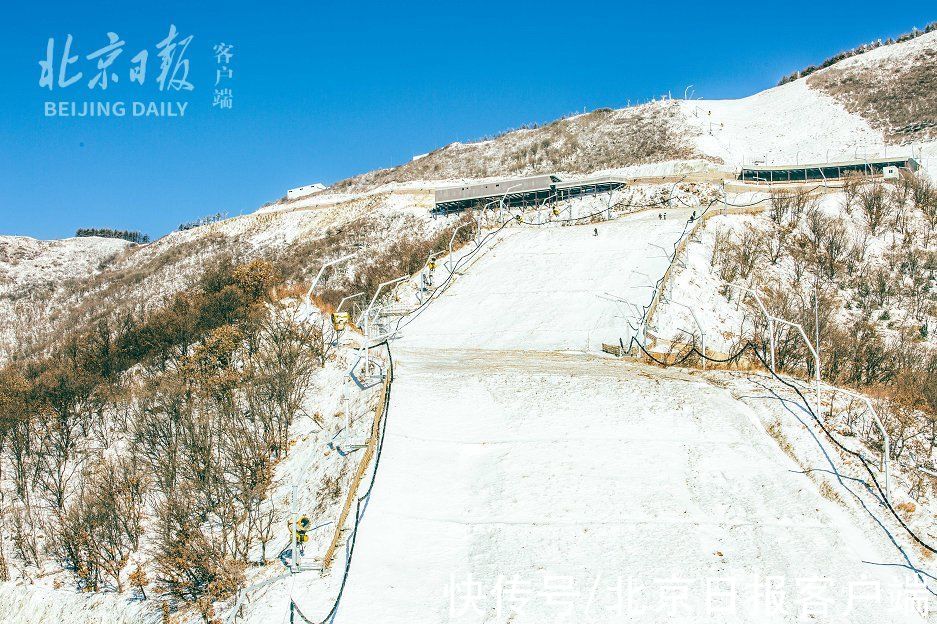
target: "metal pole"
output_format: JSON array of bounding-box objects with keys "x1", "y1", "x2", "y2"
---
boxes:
[
  {"x1": 814, "y1": 284, "x2": 820, "y2": 370},
  {"x1": 772, "y1": 317, "x2": 821, "y2": 418},
  {"x1": 446, "y1": 223, "x2": 472, "y2": 274},
  {"x1": 480, "y1": 199, "x2": 499, "y2": 239},
  {"x1": 835, "y1": 388, "x2": 890, "y2": 503},
  {"x1": 289, "y1": 485, "x2": 298, "y2": 573},
  {"x1": 337, "y1": 292, "x2": 365, "y2": 314},
  {"x1": 769, "y1": 317, "x2": 776, "y2": 372},
  {"x1": 536, "y1": 193, "x2": 558, "y2": 224},
  {"x1": 363, "y1": 276, "x2": 407, "y2": 377},
  {"x1": 672, "y1": 300, "x2": 706, "y2": 370},
  {"x1": 728, "y1": 283, "x2": 774, "y2": 372},
  {"x1": 305, "y1": 253, "x2": 356, "y2": 306},
  {"x1": 499, "y1": 183, "x2": 523, "y2": 222}
]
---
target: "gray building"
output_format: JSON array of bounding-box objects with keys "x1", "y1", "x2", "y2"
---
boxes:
[
  {"x1": 738, "y1": 157, "x2": 919, "y2": 184},
  {"x1": 433, "y1": 174, "x2": 629, "y2": 213}
]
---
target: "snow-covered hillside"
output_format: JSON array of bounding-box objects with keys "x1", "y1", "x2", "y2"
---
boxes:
[
  {"x1": 222, "y1": 207, "x2": 933, "y2": 624},
  {"x1": 397, "y1": 209, "x2": 693, "y2": 351},
  {"x1": 0, "y1": 235, "x2": 132, "y2": 354},
  {"x1": 1, "y1": 24, "x2": 936, "y2": 624},
  {"x1": 681, "y1": 30, "x2": 937, "y2": 179},
  {"x1": 340, "y1": 352, "x2": 920, "y2": 623},
  {"x1": 0, "y1": 193, "x2": 455, "y2": 361},
  {"x1": 680, "y1": 79, "x2": 890, "y2": 170},
  {"x1": 328, "y1": 101, "x2": 702, "y2": 194},
  {"x1": 4, "y1": 26, "x2": 935, "y2": 362},
  {"x1": 332, "y1": 212, "x2": 927, "y2": 623}
]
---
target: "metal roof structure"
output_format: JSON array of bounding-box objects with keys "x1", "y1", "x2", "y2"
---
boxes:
[
  {"x1": 433, "y1": 173, "x2": 629, "y2": 213},
  {"x1": 738, "y1": 157, "x2": 919, "y2": 183}
]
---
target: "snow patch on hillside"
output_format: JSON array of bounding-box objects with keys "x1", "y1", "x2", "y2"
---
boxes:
[
  {"x1": 0, "y1": 235, "x2": 131, "y2": 291},
  {"x1": 681, "y1": 80, "x2": 890, "y2": 169},
  {"x1": 0, "y1": 582, "x2": 160, "y2": 624}
]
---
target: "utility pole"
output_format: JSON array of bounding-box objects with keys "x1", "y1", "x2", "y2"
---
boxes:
[
  {"x1": 814, "y1": 281, "x2": 820, "y2": 373},
  {"x1": 289, "y1": 485, "x2": 299, "y2": 573}
]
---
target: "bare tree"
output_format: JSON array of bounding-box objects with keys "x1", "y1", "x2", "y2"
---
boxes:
[
  {"x1": 841, "y1": 171, "x2": 864, "y2": 210},
  {"x1": 820, "y1": 218, "x2": 850, "y2": 279},
  {"x1": 858, "y1": 181, "x2": 891, "y2": 235},
  {"x1": 911, "y1": 175, "x2": 937, "y2": 240},
  {"x1": 805, "y1": 205, "x2": 829, "y2": 252}
]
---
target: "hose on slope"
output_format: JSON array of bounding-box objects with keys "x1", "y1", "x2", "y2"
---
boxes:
[{"x1": 627, "y1": 335, "x2": 937, "y2": 557}]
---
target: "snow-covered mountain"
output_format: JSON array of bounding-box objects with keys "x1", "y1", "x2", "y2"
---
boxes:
[
  {"x1": 1, "y1": 26, "x2": 936, "y2": 624},
  {"x1": 3, "y1": 30, "x2": 935, "y2": 363}
]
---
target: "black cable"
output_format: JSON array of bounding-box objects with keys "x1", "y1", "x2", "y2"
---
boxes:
[
  {"x1": 291, "y1": 180, "x2": 835, "y2": 621},
  {"x1": 632, "y1": 184, "x2": 828, "y2": 333},
  {"x1": 289, "y1": 215, "x2": 530, "y2": 623},
  {"x1": 626, "y1": 335, "x2": 937, "y2": 556},
  {"x1": 398, "y1": 183, "x2": 692, "y2": 332},
  {"x1": 294, "y1": 192, "x2": 697, "y2": 622},
  {"x1": 396, "y1": 177, "x2": 708, "y2": 334},
  {"x1": 390, "y1": 215, "x2": 517, "y2": 335},
  {"x1": 290, "y1": 341, "x2": 395, "y2": 624}
]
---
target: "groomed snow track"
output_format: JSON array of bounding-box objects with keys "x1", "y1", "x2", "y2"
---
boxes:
[{"x1": 323, "y1": 210, "x2": 925, "y2": 623}]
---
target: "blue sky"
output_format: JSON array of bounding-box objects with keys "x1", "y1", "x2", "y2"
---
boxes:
[{"x1": 1, "y1": 1, "x2": 933, "y2": 239}]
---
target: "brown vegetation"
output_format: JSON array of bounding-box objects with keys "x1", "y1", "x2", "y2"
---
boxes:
[
  {"x1": 807, "y1": 42, "x2": 937, "y2": 142},
  {"x1": 779, "y1": 22, "x2": 937, "y2": 86},
  {"x1": 712, "y1": 175, "x2": 937, "y2": 428},
  {"x1": 330, "y1": 101, "x2": 700, "y2": 193},
  {"x1": 0, "y1": 205, "x2": 474, "y2": 613},
  {"x1": 0, "y1": 259, "x2": 325, "y2": 619}
]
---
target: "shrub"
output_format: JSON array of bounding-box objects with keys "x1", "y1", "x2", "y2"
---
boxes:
[{"x1": 0, "y1": 258, "x2": 294, "y2": 609}]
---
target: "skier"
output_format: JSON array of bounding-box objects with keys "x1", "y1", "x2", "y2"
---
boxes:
[{"x1": 593, "y1": 227, "x2": 598, "y2": 236}]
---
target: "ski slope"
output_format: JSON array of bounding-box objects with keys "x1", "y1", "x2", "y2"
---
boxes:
[
  {"x1": 400, "y1": 209, "x2": 693, "y2": 352},
  {"x1": 328, "y1": 211, "x2": 924, "y2": 623}
]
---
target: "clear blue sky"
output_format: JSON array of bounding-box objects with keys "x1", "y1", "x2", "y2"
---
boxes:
[{"x1": 1, "y1": 1, "x2": 933, "y2": 239}]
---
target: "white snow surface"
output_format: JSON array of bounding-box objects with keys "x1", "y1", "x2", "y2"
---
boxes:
[
  {"x1": 0, "y1": 235, "x2": 133, "y2": 360},
  {"x1": 2, "y1": 203, "x2": 932, "y2": 624},
  {"x1": 681, "y1": 80, "x2": 892, "y2": 170},
  {"x1": 399, "y1": 209, "x2": 692, "y2": 352},
  {"x1": 679, "y1": 29, "x2": 937, "y2": 180},
  {"x1": 0, "y1": 584, "x2": 159, "y2": 624},
  {"x1": 312, "y1": 211, "x2": 924, "y2": 623},
  {"x1": 5, "y1": 29, "x2": 937, "y2": 623}
]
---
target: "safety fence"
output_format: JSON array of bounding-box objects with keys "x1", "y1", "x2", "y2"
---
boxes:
[
  {"x1": 286, "y1": 205, "x2": 523, "y2": 623},
  {"x1": 619, "y1": 185, "x2": 937, "y2": 575},
  {"x1": 283, "y1": 180, "x2": 894, "y2": 622},
  {"x1": 626, "y1": 336, "x2": 937, "y2": 571},
  {"x1": 642, "y1": 201, "x2": 769, "y2": 348},
  {"x1": 290, "y1": 343, "x2": 396, "y2": 624}
]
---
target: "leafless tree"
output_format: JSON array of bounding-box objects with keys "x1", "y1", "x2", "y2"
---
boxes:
[
  {"x1": 858, "y1": 181, "x2": 891, "y2": 235},
  {"x1": 820, "y1": 218, "x2": 850, "y2": 279}
]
